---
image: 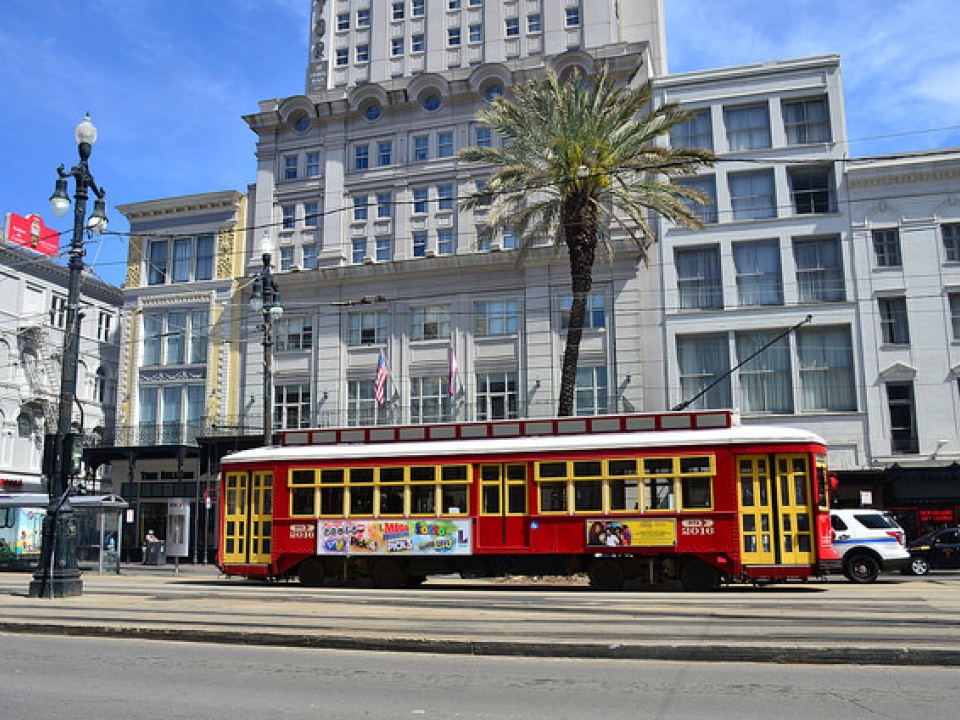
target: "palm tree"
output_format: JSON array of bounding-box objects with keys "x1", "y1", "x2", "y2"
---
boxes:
[{"x1": 460, "y1": 67, "x2": 715, "y2": 417}]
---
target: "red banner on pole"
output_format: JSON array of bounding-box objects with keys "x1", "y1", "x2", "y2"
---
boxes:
[{"x1": 3, "y1": 213, "x2": 59, "y2": 257}]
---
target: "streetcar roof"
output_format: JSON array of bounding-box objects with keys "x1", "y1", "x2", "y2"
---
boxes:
[{"x1": 220, "y1": 425, "x2": 826, "y2": 466}]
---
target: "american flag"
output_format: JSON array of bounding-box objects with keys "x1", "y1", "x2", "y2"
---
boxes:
[
  {"x1": 448, "y1": 346, "x2": 458, "y2": 397},
  {"x1": 375, "y1": 350, "x2": 389, "y2": 405}
]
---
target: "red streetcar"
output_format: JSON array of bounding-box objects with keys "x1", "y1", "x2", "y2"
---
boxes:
[{"x1": 218, "y1": 410, "x2": 839, "y2": 591}]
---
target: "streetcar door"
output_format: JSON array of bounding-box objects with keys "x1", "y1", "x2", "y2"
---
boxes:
[
  {"x1": 737, "y1": 456, "x2": 776, "y2": 565},
  {"x1": 476, "y1": 463, "x2": 529, "y2": 549},
  {"x1": 775, "y1": 455, "x2": 816, "y2": 566},
  {"x1": 222, "y1": 471, "x2": 273, "y2": 565}
]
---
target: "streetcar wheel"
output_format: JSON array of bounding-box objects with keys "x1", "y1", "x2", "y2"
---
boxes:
[
  {"x1": 680, "y1": 560, "x2": 720, "y2": 592},
  {"x1": 843, "y1": 553, "x2": 880, "y2": 584},
  {"x1": 298, "y1": 557, "x2": 327, "y2": 587},
  {"x1": 907, "y1": 556, "x2": 930, "y2": 576},
  {"x1": 588, "y1": 559, "x2": 625, "y2": 591},
  {"x1": 371, "y1": 558, "x2": 409, "y2": 589}
]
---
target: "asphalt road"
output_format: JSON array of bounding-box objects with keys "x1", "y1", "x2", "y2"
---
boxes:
[{"x1": 3, "y1": 633, "x2": 960, "y2": 720}]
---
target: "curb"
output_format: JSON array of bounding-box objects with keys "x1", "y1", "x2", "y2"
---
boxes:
[{"x1": 2, "y1": 622, "x2": 958, "y2": 667}]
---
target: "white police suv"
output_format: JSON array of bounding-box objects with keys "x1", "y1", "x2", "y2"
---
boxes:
[{"x1": 827, "y1": 509, "x2": 911, "y2": 583}]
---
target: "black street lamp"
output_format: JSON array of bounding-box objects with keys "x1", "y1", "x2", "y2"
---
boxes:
[
  {"x1": 29, "y1": 114, "x2": 108, "y2": 599},
  {"x1": 249, "y1": 233, "x2": 283, "y2": 445}
]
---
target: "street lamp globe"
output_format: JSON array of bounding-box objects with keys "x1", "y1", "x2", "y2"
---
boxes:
[
  {"x1": 49, "y1": 178, "x2": 71, "y2": 217},
  {"x1": 75, "y1": 114, "x2": 98, "y2": 147}
]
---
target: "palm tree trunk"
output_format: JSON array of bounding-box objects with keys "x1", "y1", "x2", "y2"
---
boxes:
[{"x1": 557, "y1": 200, "x2": 597, "y2": 417}]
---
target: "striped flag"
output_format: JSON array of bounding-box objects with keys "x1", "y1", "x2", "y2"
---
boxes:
[
  {"x1": 374, "y1": 350, "x2": 389, "y2": 405},
  {"x1": 448, "y1": 346, "x2": 458, "y2": 397}
]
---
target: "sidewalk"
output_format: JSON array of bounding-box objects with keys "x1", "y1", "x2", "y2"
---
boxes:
[{"x1": 2, "y1": 568, "x2": 960, "y2": 667}]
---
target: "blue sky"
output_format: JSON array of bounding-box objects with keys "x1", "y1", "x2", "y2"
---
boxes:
[{"x1": 1, "y1": 1, "x2": 958, "y2": 288}]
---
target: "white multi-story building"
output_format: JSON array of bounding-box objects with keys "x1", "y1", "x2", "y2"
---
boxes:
[{"x1": 0, "y1": 239, "x2": 121, "y2": 495}]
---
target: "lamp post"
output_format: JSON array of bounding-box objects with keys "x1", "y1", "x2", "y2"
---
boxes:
[
  {"x1": 249, "y1": 233, "x2": 283, "y2": 445},
  {"x1": 29, "y1": 114, "x2": 108, "y2": 599}
]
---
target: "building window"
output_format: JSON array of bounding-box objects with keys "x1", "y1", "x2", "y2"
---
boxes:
[
  {"x1": 675, "y1": 246, "x2": 723, "y2": 310},
  {"x1": 412, "y1": 187, "x2": 428, "y2": 214},
  {"x1": 887, "y1": 382, "x2": 918, "y2": 454},
  {"x1": 376, "y1": 236, "x2": 392, "y2": 262},
  {"x1": 789, "y1": 166, "x2": 835, "y2": 214},
  {"x1": 477, "y1": 372, "x2": 519, "y2": 420},
  {"x1": 275, "y1": 317, "x2": 313, "y2": 352},
  {"x1": 411, "y1": 305, "x2": 450, "y2": 341},
  {"x1": 724, "y1": 103, "x2": 771, "y2": 151},
  {"x1": 377, "y1": 140, "x2": 393, "y2": 167},
  {"x1": 943, "y1": 223, "x2": 960, "y2": 261},
  {"x1": 413, "y1": 231, "x2": 428, "y2": 257},
  {"x1": 413, "y1": 135, "x2": 430, "y2": 161},
  {"x1": 142, "y1": 310, "x2": 207, "y2": 367},
  {"x1": 448, "y1": 28, "x2": 461, "y2": 46},
  {"x1": 678, "y1": 176, "x2": 717, "y2": 224},
  {"x1": 436, "y1": 184, "x2": 454, "y2": 211},
  {"x1": 797, "y1": 326, "x2": 856, "y2": 412},
  {"x1": 677, "y1": 335, "x2": 732, "y2": 410},
  {"x1": 354, "y1": 145, "x2": 370, "y2": 171},
  {"x1": 335, "y1": 48, "x2": 348, "y2": 66},
  {"x1": 475, "y1": 126, "x2": 492, "y2": 148},
  {"x1": 356, "y1": 45, "x2": 370, "y2": 63},
  {"x1": 475, "y1": 300, "x2": 519, "y2": 336},
  {"x1": 733, "y1": 240, "x2": 782, "y2": 306},
  {"x1": 872, "y1": 228, "x2": 902, "y2": 268},
  {"x1": 437, "y1": 228, "x2": 455, "y2": 255},
  {"x1": 353, "y1": 195, "x2": 369, "y2": 221},
  {"x1": 302, "y1": 243, "x2": 318, "y2": 269},
  {"x1": 146, "y1": 235, "x2": 215, "y2": 285},
  {"x1": 304, "y1": 202, "x2": 319, "y2": 228},
  {"x1": 391, "y1": 37, "x2": 404, "y2": 56},
  {"x1": 527, "y1": 13, "x2": 542, "y2": 33},
  {"x1": 94, "y1": 367, "x2": 113, "y2": 404},
  {"x1": 559, "y1": 294, "x2": 605, "y2": 329},
  {"x1": 336, "y1": 13, "x2": 350, "y2": 31},
  {"x1": 138, "y1": 384, "x2": 206, "y2": 445},
  {"x1": 565, "y1": 7, "x2": 581, "y2": 27},
  {"x1": 575, "y1": 366, "x2": 608, "y2": 417},
  {"x1": 49, "y1": 295, "x2": 67, "y2": 329},
  {"x1": 437, "y1": 131, "x2": 454, "y2": 158},
  {"x1": 412, "y1": 33, "x2": 425, "y2": 52},
  {"x1": 347, "y1": 380, "x2": 391, "y2": 426},
  {"x1": 782, "y1": 96, "x2": 831, "y2": 145},
  {"x1": 423, "y1": 95, "x2": 442, "y2": 112},
  {"x1": 356, "y1": 8, "x2": 371, "y2": 28},
  {"x1": 97, "y1": 311, "x2": 113, "y2": 343},
  {"x1": 729, "y1": 170, "x2": 776, "y2": 220},
  {"x1": 377, "y1": 192, "x2": 392, "y2": 219},
  {"x1": 736, "y1": 330, "x2": 793, "y2": 414},
  {"x1": 284, "y1": 155, "x2": 298, "y2": 180},
  {"x1": 306, "y1": 152, "x2": 320, "y2": 177},
  {"x1": 349, "y1": 312, "x2": 389, "y2": 346},
  {"x1": 505, "y1": 17, "x2": 520, "y2": 36},
  {"x1": 671, "y1": 109, "x2": 713, "y2": 150},
  {"x1": 411, "y1": 376, "x2": 452, "y2": 424},
  {"x1": 879, "y1": 296, "x2": 910, "y2": 345},
  {"x1": 352, "y1": 239, "x2": 366, "y2": 264},
  {"x1": 282, "y1": 205, "x2": 296, "y2": 230},
  {"x1": 392, "y1": 2, "x2": 405, "y2": 20},
  {"x1": 275, "y1": 384, "x2": 311, "y2": 430},
  {"x1": 280, "y1": 246, "x2": 294, "y2": 271},
  {"x1": 793, "y1": 236, "x2": 845, "y2": 303},
  {"x1": 469, "y1": 24, "x2": 482, "y2": 42},
  {"x1": 412, "y1": 0, "x2": 425, "y2": 17},
  {"x1": 950, "y1": 293, "x2": 960, "y2": 340}
]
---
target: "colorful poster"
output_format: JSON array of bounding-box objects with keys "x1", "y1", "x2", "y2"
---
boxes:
[
  {"x1": 317, "y1": 519, "x2": 473, "y2": 556},
  {"x1": 3, "y1": 213, "x2": 59, "y2": 257},
  {"x1": 586, "y1": 518, "x2": 677, "y2": 548}
]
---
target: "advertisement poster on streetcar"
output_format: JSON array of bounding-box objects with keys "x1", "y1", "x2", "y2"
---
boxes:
[
  {"x1": 318, "y1": 519, "x2": 472, "y2": 556},
  {"x1": 586, "y1": 519, "x2": 677, "y2": 548}
]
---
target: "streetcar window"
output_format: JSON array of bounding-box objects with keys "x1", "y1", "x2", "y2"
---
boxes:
[
  {"x1": 609, "y1": 479, "x2": 639, "y2": 511},
  {"x1": 320, "y1": 486, "x2": 345, "y2": 516},
  {"x1": 291, "y1": 487, "x2": 315, "y2": 516},
  {"x1": 608, "y1": 459, "x2": 638, "y2": 476},
  {"x1": 680, "y1": 477, "x2": 712, "y2": 509},
  {"x1": 444, "y1": 486, "x2": 468, "y2": 515},
  {"x1": 573, "y1": 481, "x2": 603, "y2": 512},
  {"x1": 482, "y1": 483, "x2": 501, "y2": 514},
  {"x1": 410, "y1": 485, "x2": 435, "y2": 514},
  {"x1": 507, "y1": 483, "x2": 526, "y2": 514},
  {"x1": 679, "y1": 456, "x2": 711, "y2": 474},
  {"x1": 442, "y1": 465, "x2": 468, "y2": 481},
  {"x1": 379, "y1": 486, "x2": 405, "y2": 515},
  {"x1": 350, "y1": 486, "x2": 374, "y2": 515},
  {"x1": 540, "y1": 482, "x2": 567, "y2": 512},
  {"x1": 573, "y1": 461, "x2": 602, "y2": 477},
  {"x1": 643, "y1": 458, "x2": 672, "y2": 475},
  {"x1": 409, "y1": 466, "x2": 434, "y2": 482},
  {"x1": 645, "y1": 478, "x2": 675, "y2": 510},
  {"x1": 321, "y1": 468, "x2": 344, "y2": 484},
  {"x1": 740, "y1": 478, "x2": 755, "y2": 507},
  {"x1": 291, "y1": 469, "x2": 315, "y2": 485},
  {"x1": 351, "y1": 468, "x2": 375, "y2": 484},
  {"x1": 538, "y1": 462, "x2": 567, "y2": 479}
]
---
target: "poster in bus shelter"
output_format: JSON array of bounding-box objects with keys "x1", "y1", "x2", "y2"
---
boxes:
[
  {"x1": 318, "y1": 519, "x2": 472, "y2": 556},
  {"x1": 586, "y1": 519, "x2": 677, "y2": 548}
]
